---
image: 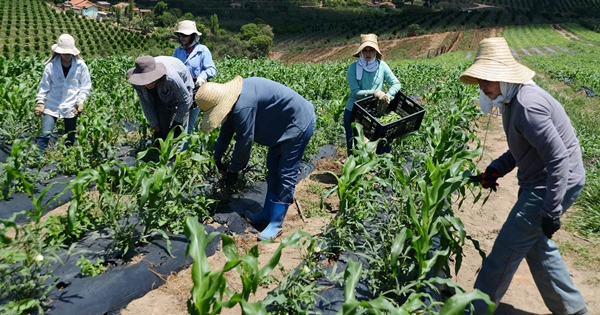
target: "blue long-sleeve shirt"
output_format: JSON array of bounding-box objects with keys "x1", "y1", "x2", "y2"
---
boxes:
[
  {"x1": 214, "y1": 77, "x2": 316, "y2": 172},
  {"x1": 131, "y1": 56, "x2": 194, "y2": 127},
  {"x1": 345, "y1": 60, "x2": 401, "y2": 111},
  {"x1": 173, "y1": 44, "x2": 217, "y2": 81}
]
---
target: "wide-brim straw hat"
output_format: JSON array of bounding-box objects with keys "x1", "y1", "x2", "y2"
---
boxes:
[
  {"x1": 175, "y1": 20, "x2": 202, "y2": 36},
  {"x1": 352, "y1": 33, "x2": 382, "y2": 59},
  {"x1": 195, "y1": 76, "x2": 244, "y2": 133},
  {"x1": 460, "y1": 37, "x2": 535, "y2": 85},
  {"x1": 126, "y1": 56, "x2": 167, "y2": 86},
  {"x1": 52, "y1": 34, "x2": 80, "y2": 55}
]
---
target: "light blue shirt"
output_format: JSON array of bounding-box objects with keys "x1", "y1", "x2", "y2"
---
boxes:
[
  {"x1": 173, "y1": 44, "x2": 217, "y2": 81},
  {"x1": 345, "y1": 60, "x2": 401, "y2": 111}
]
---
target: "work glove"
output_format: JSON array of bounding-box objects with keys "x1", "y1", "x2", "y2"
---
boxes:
[
  {"x1": 72, "y1": 101, "x2": 84, "y2": 115},
  {"x1": 377, "y1": 99, "x2": 389, "y2": 116},
  {"x1": 373, "y1": 90, "x2": 386, "y2": 101},
  {"x1": 224, "y1": 170, "x2": 238, "y2": 186},
  {"x1": 215, "y1": 159, "x2": 227, "y2": 176},
  {"x1": 34, "y1": 103, "x2": 45, "y2": 116},
  {"x1": 469, "y1": 166, "x2": 501, "y2": 192},
  {"x1": 541, "y1": 216, "x2": 561, "y2": 239},
  {"x1": 195, "y1": 77, "x2": 206, "y2": 89}
]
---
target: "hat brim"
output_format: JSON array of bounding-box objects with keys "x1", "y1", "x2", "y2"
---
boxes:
[
  {"x1": 52, "y1": 44, "x2": 80, "y2": 55},
  {"x1": 197, "y1": 76, "x2": 243, "y2": 133},
  {"x1": 460, "y1": 59, "x2": 535, "y2": 85},
  {"x1": 175, "y1": 30, "x2": 202, "y2": 36},
  {"x1": 127, "y1": 63, "x2": 167, "y2": 86},
  {"x1": 352, "y1": 42, "x2": 382, "y2": 59}
]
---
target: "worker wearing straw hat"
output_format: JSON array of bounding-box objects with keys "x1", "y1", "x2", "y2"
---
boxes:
[
  {"x1": 173, "y1": 20, "x2": 217, "y2": 135},
  {"x1": 195, "y1": 76, "x2": 316, "y2": 241},
  {"x1": 127, "y1": 55, "x2": 194, "y2": 149},
  {"x1": 345, "y1": 33, "x2": 400, "y2": 156},
  {"x1": 35, "y1": 34, "x2": 91, "y2": 155},
  {"x1": 461, "y1": 37, "x2": 589, "y2": 315}
]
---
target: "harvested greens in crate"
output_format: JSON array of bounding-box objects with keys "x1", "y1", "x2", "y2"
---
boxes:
[{"x1": 351, "y1": 91, "x2": 425, "y2": 141}]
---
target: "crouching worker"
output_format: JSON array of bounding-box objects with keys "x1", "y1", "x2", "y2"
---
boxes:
[
  {"x1": 127, "y1": 56, "x2": 194, "y2": 149},
  {"x1": 195, "y1": 76, "x2": 316, "y2": 241}
]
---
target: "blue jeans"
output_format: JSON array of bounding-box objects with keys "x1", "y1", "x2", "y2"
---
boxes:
[
  {"x1": 343, "y1": 109, "x2": 391, "y2": 156},
  {"x1": 473, "y1": 180, "x2": 588, "y2": 315},
  {"x1": 266, "y1": 116, "x2": 315, "y2": 205},
  {"x1": 37, "y1": 114, "x2": 78, "y2": 154}
]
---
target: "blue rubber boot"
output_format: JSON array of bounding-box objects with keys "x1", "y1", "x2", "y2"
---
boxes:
[
  {"x1": 257, "y1": 201, "x2": 288, "y2": 241},
  {"x1": 245, "y1": 191, "x2": 276, "y2": 224}
]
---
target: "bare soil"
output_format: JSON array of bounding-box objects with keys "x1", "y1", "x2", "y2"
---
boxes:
[{"x1": 121, "y1": 113, "x2": 599, "y2": 314}]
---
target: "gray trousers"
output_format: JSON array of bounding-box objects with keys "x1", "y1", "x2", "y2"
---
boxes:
[{"x1": 473, "y1": 180, "x2": 588, "y2": 315}]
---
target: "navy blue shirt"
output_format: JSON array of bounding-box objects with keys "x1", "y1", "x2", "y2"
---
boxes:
[{"x1": 214, "y1": 77, "x2": 315, "y2": 172}]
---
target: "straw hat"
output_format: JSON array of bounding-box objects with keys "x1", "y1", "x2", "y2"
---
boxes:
[
  {"x1": 460, "y1": 37, "x2": 535, "y2": 85},
  {"x1": 175, "y1": 20, "x2": 202, "y2": 36},
  {"x1": 195, "y1": 76, "x2": 244, "y2": 133},
  {"x1": 52, "y1": 34, "x2": 80, "y2": 55},
  {"x1": 352, "y1": 34, "x2": 382, "y2": 59},
  {"x1": 126, "y1": 56, "x2": 167, "y2": 86}
]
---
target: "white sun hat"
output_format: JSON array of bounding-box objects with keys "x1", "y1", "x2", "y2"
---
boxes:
[
  {"x1": 195, "y1": 76, "x2": 244, "y2": 133},
  {"x1": 52, "y1": 34, "x2": 80, "y2": 55},
  {"x1": 460, "y1": 37, "x2": 535, "y2": 85},
  {"x1": 175, "y1": 20, "x2": 202, "y2": 36}
]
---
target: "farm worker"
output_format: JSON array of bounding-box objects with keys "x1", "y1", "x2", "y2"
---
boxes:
[
  {"x1": 460, "y1": 37, "x2": 590, "y2": 315},
  {"x1": 127, "y1": 55, "x2": 194, "y2": 149},
  {"x1": 173, "y1": 20, "x2": 217, "y2": 138},
  {"x1": 344, "y1": 33, "x2": 401, "y2": 156},
  {"x1": 35, "y1": 34, "x2": 91, "y2": 155},
  {"x1": 195, "y1": 76, "x2": 316, "y2": 241}
]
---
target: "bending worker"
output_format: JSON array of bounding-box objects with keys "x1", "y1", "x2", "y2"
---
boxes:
[
  {"x1": 127, "y1": 55, "x2": 194, "y2": 146},
  {"x1": 195, "y1": 76, "x2": 316, "y2": 241}
]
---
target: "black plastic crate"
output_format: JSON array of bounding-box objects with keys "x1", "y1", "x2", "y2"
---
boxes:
[{"x1": 351, "y1": 91, "x2": 425, "y2": 141}]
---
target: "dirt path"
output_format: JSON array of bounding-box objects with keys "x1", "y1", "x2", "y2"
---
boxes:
[{"x1": 550, "y1": 24, "x2": 578, "y2": 41}]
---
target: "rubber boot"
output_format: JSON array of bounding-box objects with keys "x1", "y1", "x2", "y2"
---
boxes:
[
  {"x1": 257, "y1": 201, "x2": 288, "y2": 241},
  {"x1": 245, "y1": 191, "x2": 276, "y2": 224}
]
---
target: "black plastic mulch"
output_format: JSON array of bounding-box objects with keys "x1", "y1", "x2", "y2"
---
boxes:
[{"x1": 3, "y1": 143, "x2": 339, "y2": 314}]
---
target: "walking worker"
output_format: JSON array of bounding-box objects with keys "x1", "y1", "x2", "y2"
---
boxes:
[
  {"x1": 345, "y1": 33, "x2": 400, "y2": 156},
  {"x1": 461, "y1": 37, "x2": 590, "y2": 315},
  {"x1": 195, "y1": 76, "x2": 316, "y2": 241},
  {"x1": 35, "y1": 34, "x2": 91, "y2": 155},
  {"x1": 127, "y1": 55, "x2": 194, "y2": 148},
  {"x1": 173, "y1": 20, "x2": 217, "y2": 134}
]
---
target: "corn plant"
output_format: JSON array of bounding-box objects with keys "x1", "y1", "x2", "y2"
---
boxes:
[
  {"x1": 321, "y1": 124, "x2": 384, "y2": 214},
  {"x1": 0, "y1": 173, "x2": 71, "y2": 314},
  {"x1": 0, "y1": 138, "x2": 36, "y2": 200},
  {"x1": 184, "y1": 216, "x2": 313, "y2": 314}
]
